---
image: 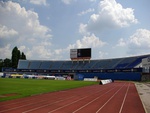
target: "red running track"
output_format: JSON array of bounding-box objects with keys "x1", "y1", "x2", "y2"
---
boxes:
[{"x1": 0, "y1": 81, "x2": 145, "y2": 113}]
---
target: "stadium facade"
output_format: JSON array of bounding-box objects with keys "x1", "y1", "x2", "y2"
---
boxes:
[{"x1": 2, "y1": 54, "x2": 150, "y2": 81}]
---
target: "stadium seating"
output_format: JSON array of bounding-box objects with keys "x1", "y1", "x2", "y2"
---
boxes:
[
  {"x1": 40, "y1": 61, "x2": 53, "y2": 69},
  {"x1": 18, "y1": 60, "x2": 29, "y2": 69},
  {"x1": 29, "y1": 61, "x2": 41, "y2": 69},
  {"x1": 18, "y1": 54, "x2": 150, "y2": 70},
  {"x1": 50, "y1": 61, "x2": 64, "y2": 69},
  {"x1": 6, "y1": 54, "x2": 148, "y2": 81},
  {"x1": 115, "y1": 57, "x2": 137, "y2": 68}
]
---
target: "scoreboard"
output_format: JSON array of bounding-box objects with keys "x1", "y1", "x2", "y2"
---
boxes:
[{"x1": 70, "y1": 48, "x2": 91, "y2": 59}]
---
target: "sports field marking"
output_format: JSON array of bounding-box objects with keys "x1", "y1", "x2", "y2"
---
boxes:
[
  {"x1": 72, "y1": 85, "x2": 117, "y2": 113},
  {"x1": 0, "y1": 99, "x2": 46, "y2": 113},
  {"x1": 0, "y1": 93, "x2": 77, "y2": 113},
  {"x1": 0, "y1": 95, "x2": 49, "y2": 107},
  {"x1": 119, "y1": 83, "x2": 130, "y2": 113},
  {"x1": 48, "y1": 96, "x2": 89, "y2": 113},
  {"x1": 95, "y1": 83, "x2": 126, "y2": 113},
  {"x1": 22, "y1": 96, "x2": 75, "y2": 113},
  {"x1": 48, "y1": 85, "x2": 116, "y2": 113},
  {"x1": 0, "y1": 82, "x2": 145, "y2": 113},
  {"x1": 24, "y1": 85, "x2": 112, "y2": 113}
]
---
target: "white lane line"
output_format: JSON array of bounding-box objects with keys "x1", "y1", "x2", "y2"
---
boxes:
[
  {"x1": 48, "y1": 85, "x2": 115, "y2": 113},
  {"x1": 0, "y1": 100, "x2": 46, "y2": 113},
  {"x1": 0, "y1": 97, "x2": 45, "y2": 107},
  {"x1": 23, "y1": 85, "x2": 107, "y2": 113},
  {"x1": 23, "y1": 85, "x2": 109, "y2": 113},
  {"x1": 0, "y1": 93, "x2": 61, "y2": 107},
  {"x1": 0, "y1": 96, "x2": 74, "y2": 113},
  {"x1": 72, "y1": 87, "x2": 116, "y2": 113},
  {"x1": 48, "y1": 96, "x2": 89, "y2": 113},
  {"x1": 119, "y1": 83, "x2": 130, "y2": 113},
  {"x1": 22, "y1": 96, "x2": 75, "y2": 113},
  {"x1": 95, "y1": 83, "x2": 126, "y2": 113},
  {"x1": 0, "y1": 85, "x2": 105, "y2": 113}
]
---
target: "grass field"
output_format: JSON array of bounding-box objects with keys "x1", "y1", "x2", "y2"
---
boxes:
[{"x1": 0, "y1": 78, "x2": 98, "y2": 101}]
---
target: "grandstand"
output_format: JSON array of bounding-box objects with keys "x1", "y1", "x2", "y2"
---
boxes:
[
  {"x1": 2, "y1": 54, "x2": 150, "y2": 81},
  {"x1": 17, "y1": 54, "x2": 150, "y2": 80},
  {"x1": 17, "y1": 54, "x2": 150, "y2": 69}
]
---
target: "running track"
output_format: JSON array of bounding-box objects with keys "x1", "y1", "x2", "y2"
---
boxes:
[{"x1": 0, "y1": 81, "x2": 145, "y2": 113}]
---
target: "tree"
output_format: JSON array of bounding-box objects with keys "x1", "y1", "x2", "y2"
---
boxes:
[
  {"x1": 11, "y1": 46, "x2": 27, "y2": 68},
  {"x1": 11, "y1": 46, "x2": 20, "y2": 68},
  {"x1": 0, "y1": 59, "x2": 3, "y2": 71},
  {"x1": 0, "y1": 58, "x2": 12, "y2": 71},
  {"x1": 0, "y1": 46, "x2": 27, "y2": 71},
  {"x1": 20, "y1": 52, "x2": 26, "y2": 60},
  {"x1": 3, "y1": 58, "x2": 11, "y2": 67}
]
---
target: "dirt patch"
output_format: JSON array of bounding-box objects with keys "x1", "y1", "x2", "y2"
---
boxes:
[{"x1": 0, "y1": 93, "x2": 19, "y2": 98}]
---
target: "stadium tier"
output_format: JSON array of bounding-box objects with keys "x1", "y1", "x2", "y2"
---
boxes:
[
  {"x1": 17, "y1": 54, "x2": 150, "y2": 70},
  {"x1": 2, "y1": 54, "x2": 150, "y2": 81}
]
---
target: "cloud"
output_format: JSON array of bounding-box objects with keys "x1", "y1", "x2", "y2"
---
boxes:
[
  {"x1": 80, "y1": 0, "x2": 138, "y2": 34},
  {"x1": 62, "y1": 0, "x2": 96, "y2": 4},
  {"x1": 50, "y1": 34, "x2": 107, "y2": 60},
  {"x1": 0, "y1": 1, "x2": 52, "y2": 59},
  {"x1": 78, "y1": 8, "x2": 95, "y2": 16},
  {"x1": 67, "y1": 34, "x2": 106, "y2": 49},
  {"x1": 0, "y1": 25, "x2": 18, "y2": 38},
  {"x1": 79, "y1": 24, "x2": 90, "y2": 35},
  {"x1": 117, "y1": 29, "x2": 150, "y2": 55},
  {"x1": 29, "y1": 0, "x2": 48, "y2": 6},
  {"x1": 61, "y1": 0, "x2": 74, "y2": 4},
  {"x1": 116, "y1": 38, "x2": 126, "y2": 47},
  {"x1": 89, "y1": 0, "x2": 96, "y2": 2},
  {"x1": 0, "y1": 44, "x2": 11, "y2": 59},
  {"x1": 98, "y1": 51, "x2": 108, "y2": 59},
  {"x1": 0, "y1": 25, "x2": 18, "y2": 47},
  {"x1": 128, "y1": 29, "x2": 150, "y2": 49}
]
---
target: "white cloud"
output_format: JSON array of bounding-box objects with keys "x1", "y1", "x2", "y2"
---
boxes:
[
  {"x1": 61, "y1": 0, "x2": 73, "y2": 4},
  {"x1": 98, "y1": 0, "x2": 137, "y2": 27},
  {"x1": 0, "y1": 44, "x2": 11, "y2": 59},
  {"x1": 80, "y1": 0, "x2": 138, "y2": 34},
  {"x1": 89, "y1": 0, "x2": 96, "y2": 2},
  {"x1": 78, "y1": 8, "x2": 95, "y2": 16},
  {"x1": 54, "y1": 34, "x2": 107, "y2": 60},
  {"x1": 79, "y1": 23, "x2": 90, "y2": 35},
  {"x1": 98, "y1": 51, "x2": 108, "y2": 59},
  {"x1": 0, "y1": 25, "x2": 19, "y2": 47},
  {"x1": 128, "y1": 29, "x2": 150, "y2": 49},
  {"x1": 67, "y1": 34, "x2": 106, "y2": 49},
  {"x1": 0, "y1": 25, "x2": 18, "y2": 38},
  {"x1": 116, "y1": 38, "x2": 126, "y2": 47},
  {"x1": 0, "y1": 1, "x2": 52, "y2": 59},
  {"x1": 116, "y1": 29, "x2": 150, "y2": 55},
  {"x1": 29, "y1": 0, "x2": 47, "y2": 6}
]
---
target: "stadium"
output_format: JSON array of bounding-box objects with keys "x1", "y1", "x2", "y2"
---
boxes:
[
  {"x1": 2, "y1": 48, "x2": 150, "y2": 81},
  {"x1": 1, "y1": 48, "x2": 150, "y2": 113}
]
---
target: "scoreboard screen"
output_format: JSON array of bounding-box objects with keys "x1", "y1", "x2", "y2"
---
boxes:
[{"x1": 70, "y1": 48, "x2": 91, "y2": 59}]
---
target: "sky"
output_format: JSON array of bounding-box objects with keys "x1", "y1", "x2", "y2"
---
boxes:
[{"x1": 0, "y1": 0, "x2": 150, "y2": 60}]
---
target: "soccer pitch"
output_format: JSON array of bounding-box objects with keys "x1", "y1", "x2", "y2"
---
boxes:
[{"x1": 0, "y1": 78, "x2": 98, "y2": 101}]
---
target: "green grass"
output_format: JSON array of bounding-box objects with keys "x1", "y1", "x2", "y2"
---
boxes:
[{"x1": 0, "y1": 78, "x2": 98, "y2": 101}]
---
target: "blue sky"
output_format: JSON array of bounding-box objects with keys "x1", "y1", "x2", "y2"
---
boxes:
[{"x1": 0, "y1": 0, "x2": 150, "y2": 60}]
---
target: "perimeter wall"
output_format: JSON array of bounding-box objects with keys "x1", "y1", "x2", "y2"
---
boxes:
[
  {"x1": 141, "y1": 73, "x2": 150, "y2": 81},
  {"x1": 76, "y1": 72, "x2": 142, "y2": 81}
]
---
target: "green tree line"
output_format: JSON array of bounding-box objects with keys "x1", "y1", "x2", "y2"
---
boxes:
[{"x1": 0, "y1": 46, "x2": 26, "y2": 71}]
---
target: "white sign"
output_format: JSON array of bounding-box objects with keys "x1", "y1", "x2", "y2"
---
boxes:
[
  {"x1": 70, "y1": 49, "x2": 77, "y2": 58},
  {"x1": 100, "y1": 79, "x2": 112, "y2": 85},
  {"x1": 142, "y1": 57, "x2": 150, "y2": 67}
]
